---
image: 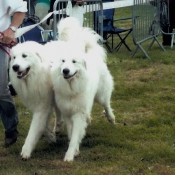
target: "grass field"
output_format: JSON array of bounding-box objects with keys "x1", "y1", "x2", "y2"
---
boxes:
[{"x1": 1, "y1": 6, "x2": 175, "y2": 175}]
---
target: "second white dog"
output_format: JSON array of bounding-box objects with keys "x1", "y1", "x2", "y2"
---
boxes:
[{"x1": 47, "y1": 17, "x2": 116, "y2": 162}]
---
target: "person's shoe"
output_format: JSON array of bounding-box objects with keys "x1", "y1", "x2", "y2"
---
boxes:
[{"x1": 5, "y1": 130, "x2": 18, "y2": 147}]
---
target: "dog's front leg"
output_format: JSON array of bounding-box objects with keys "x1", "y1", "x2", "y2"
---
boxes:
[
  {"x1": 64, "y1": 113, "x2": 88, "y2": 162},
  {"x1": 21, "y1": 111, "x2": 50, "y2": 160}
]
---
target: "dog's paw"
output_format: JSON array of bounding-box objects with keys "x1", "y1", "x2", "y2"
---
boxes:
[
  {"x1": 64, "y1": 155, "x2": 74, "y2": 162},
  {"x1": 21, "y1": 156, "x2": 29, "y2": 161},
  {"x1": 64, "y1": 151, "x2": 74, "y2": 162},
  {"x1": 108, "y1": 117, "x2": 116, "y2": 124},
  {"x1": 20, "y1": 144, "x2": 32, "y2": 160},
  {"x1": 103, "y1": 110, "x2": 116, "y2": 124},
  {"x1": 20, "y1": 150, "x2": 31, "y2": 160}
]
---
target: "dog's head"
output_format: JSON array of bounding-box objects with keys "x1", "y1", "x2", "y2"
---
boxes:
[
  {"x1": 50, "y1": 41, "x2": 87, "y2": 80},
  {"x1": 10, "y1": 41, "x2": 44, "y2": 79},
  {"x1": 60, "y1": 55, "x2": 86, "y2": 80}
]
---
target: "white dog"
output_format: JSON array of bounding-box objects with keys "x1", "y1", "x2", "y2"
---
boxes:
[
  {"x1": 9, "y1": 41, "x2": 63, "y2": 160},
  {"x1": 47, "y1": 17, "x2": 116, "y2": 162}
]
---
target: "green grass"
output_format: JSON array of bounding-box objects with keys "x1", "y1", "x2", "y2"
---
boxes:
[{"x1": 1, "y1": 6, "x2": 175, "y2": 175}]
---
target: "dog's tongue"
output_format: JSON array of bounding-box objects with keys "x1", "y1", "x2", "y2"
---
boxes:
[
  {"x1": 17, "y1": 67, "x2": 30, "y2": 79},
  {"x1": 17, "y1": 70, "x2": 26, "y2": 78}
]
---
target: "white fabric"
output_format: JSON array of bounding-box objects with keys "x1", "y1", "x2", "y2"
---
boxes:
[
  {"x1": 0, "y1": 0, "x2": 27, "y2": 31},
  {"x1": 66, "y1": 0, "x2": 73, "y2": 16},
  {"x1": 66, "y1": 1, "x2": 84, "y2": 26},
  {"x1": 71, "y1": 5, "x2": 84, "y2": 26},
  {"x1": 103, "y1": 0, "x2": 134, "y2": 10}
]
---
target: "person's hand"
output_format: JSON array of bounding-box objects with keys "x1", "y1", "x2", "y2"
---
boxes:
[
  {"x1": 1, "y1": 28, "x2": 16, "y2": 44},
  {"x1": 74, "y1": 0, "x2": 84, "y2": 5}
]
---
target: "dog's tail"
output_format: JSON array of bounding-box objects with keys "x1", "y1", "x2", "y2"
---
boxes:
[
  {"x1": 58, "y1": 17, "x2": 103, "y2": 44},
  {"x1": 80, "y1": 28, "x2": 106, "y2": 55},
  {"x1": 57, "y1": 17, "x2": 82, "y2": 41},
  {"x1": 58, "y1": 17, "x2": 106, "y2": 62}
]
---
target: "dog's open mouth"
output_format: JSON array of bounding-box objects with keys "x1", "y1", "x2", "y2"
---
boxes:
[
  {"x1": 17, "y1": 67, "x2": 30, "y2": 79},
  {"x1": 64, "y1": 71, "x2": 77, "y2": 79}
]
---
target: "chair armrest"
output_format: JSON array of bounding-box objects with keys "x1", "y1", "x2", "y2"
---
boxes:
[{"x1": 103, "y1": 18, "x2": 113, "y2": 22}]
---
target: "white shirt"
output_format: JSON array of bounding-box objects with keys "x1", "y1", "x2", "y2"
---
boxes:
[{"x1": 0, "y1": 0, "x2": 27, "y2": 31}]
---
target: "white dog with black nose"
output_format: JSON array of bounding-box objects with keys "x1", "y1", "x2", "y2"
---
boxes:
[
  {"x1": 9, "y1": 41, "x2": 63, "y2": 160},
  {"x1": 47, "y1": 17, "x2": 116, "y2": 162}
]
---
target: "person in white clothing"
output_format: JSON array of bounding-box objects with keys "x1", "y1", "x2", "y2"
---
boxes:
[{"x1": 0, "y1": 0, "x2": 27, "y2": 147}]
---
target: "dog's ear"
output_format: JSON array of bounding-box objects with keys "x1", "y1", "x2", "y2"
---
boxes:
[{"x1": 35, "y1": 52, "x2": 44, "y2": 62}]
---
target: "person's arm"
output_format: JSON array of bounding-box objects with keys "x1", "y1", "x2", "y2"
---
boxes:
[
  {"x1": 10, "y1": 12, "x2": 26, "y2": 29},
  {"x1": 1, "y1": 12, "x2": 25, "y2": 44}
]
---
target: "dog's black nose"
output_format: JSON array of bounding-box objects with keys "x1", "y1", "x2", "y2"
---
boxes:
[
  {"x1": 63, "y1": 68, "x2": 70, "y2": 75},
  {"x1": 13, "y1": 65, "x2": 20, "y2": 72}
]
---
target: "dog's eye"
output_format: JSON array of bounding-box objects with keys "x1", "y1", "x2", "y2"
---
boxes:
[
  {"x1": 22, "y1": 54, "x2": 27, "y2": 58},
  {"x1": 62, "y1": 59, "x2": 65, "y2": 63},
  {"x1": 72, "y1": 60, "x2": 76, "y2": 63},
  {"x1": 13, "y1": 56, "x2": 16, "y2": 59}
]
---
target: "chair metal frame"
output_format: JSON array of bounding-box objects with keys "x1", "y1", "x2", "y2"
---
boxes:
[{"x1": 131, "y1": 0, "x2": 165, "y2": 59}]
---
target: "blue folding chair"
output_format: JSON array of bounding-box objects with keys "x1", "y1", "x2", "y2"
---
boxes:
[
  {"x1": 103, "y1": 8, "x2": 132, "y2": 52},
  {"x1": 18, "y1": 17, "x2": 53, "y2": 44},
  {"x1": 96, "y1": 0, "x2": 133, "y2": 52}
]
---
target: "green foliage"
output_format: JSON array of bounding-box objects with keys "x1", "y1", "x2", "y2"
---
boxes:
[{"x1": 1, "y1": 6, "x2": 175, "y2": 175}]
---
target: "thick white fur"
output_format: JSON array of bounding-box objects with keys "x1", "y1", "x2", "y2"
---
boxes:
[
  {"x1": 58, "y1": 17, "x2": 104, "y2": 58},
  {"x1": 47, "y1": 17, "x2": 115, "y2": 162},
  {"x1": 9, "y1": 41, "x2": 63, "y2": 160}
]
